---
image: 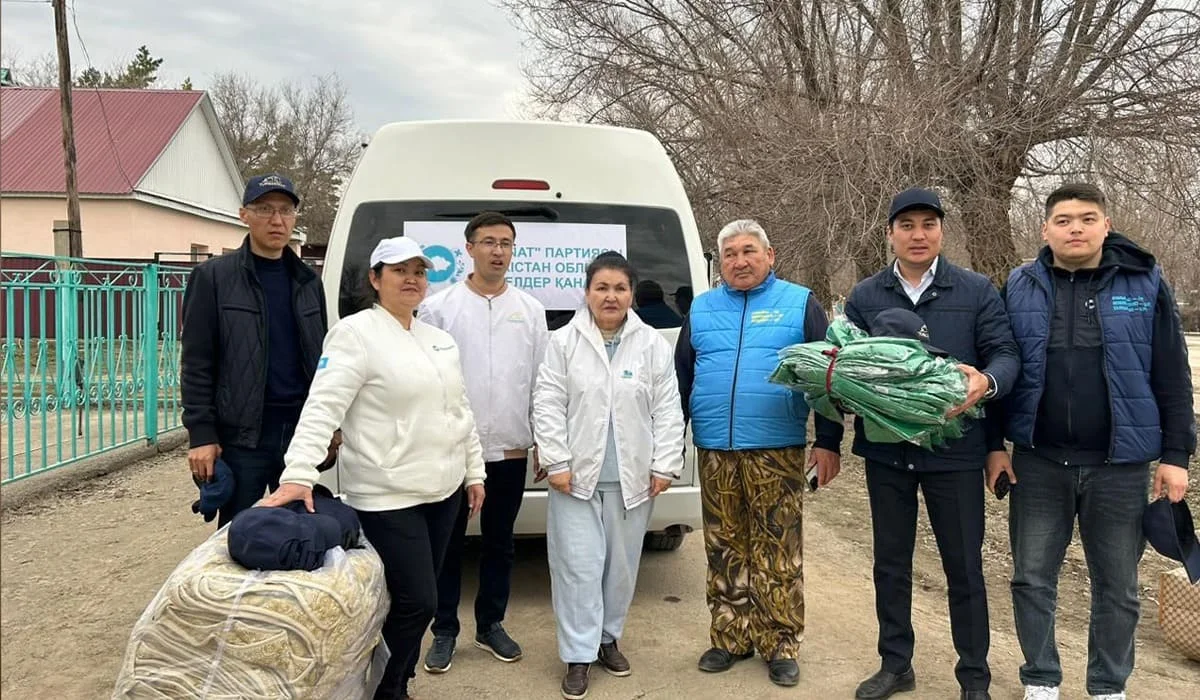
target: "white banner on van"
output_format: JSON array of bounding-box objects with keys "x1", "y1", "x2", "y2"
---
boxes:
[{"x1": 402, "y1": 221, "x2": 628, "y2": 308}]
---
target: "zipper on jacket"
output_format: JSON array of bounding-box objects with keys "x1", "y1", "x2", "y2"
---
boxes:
[
  {"x1": 250, "y1": 271, "x2": 269, "y2": 398},
  {"x1": 1096, "y1": 301, "x2": 1116, "y2": 459},
  {"x1": 1066, "y1": 273, "x2": 1075, "y2": 444},
  {"x1": 291, "y1": 279, "x2": 314, "y2": 375},
  {"x1": 486, "y1": 296, "x2": 494, "y2": 449},
  {"x1": 727, "y1": 293, "x2": 749, "y2": 449},
  {"x1": 1026, "y1": 267, "x2": 1053, "y2": 449}
]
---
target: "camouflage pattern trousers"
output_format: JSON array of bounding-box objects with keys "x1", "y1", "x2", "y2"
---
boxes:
[{"x1": 698, "y1": 446, "x2": 806, "y2": 661}]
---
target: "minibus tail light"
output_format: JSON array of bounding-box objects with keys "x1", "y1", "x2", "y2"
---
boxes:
[{"x1": 492, "y1": 179, "x2": 551, "y2": 190}]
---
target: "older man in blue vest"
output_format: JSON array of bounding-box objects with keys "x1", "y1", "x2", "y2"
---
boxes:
[
  {"x1": 991, "y1": 183, "x2": 1195, "y2": 700},
  {"x1": 675, "y1": 219, "x2": 843, "y2": 688}
]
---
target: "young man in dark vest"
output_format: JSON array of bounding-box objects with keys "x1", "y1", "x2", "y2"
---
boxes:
[{"x1": 990, "y1": 183, "x2": 1195, "y2": 700}]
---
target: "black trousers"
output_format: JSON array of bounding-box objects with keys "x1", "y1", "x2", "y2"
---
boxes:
[
  {"x1": 358, "y1": 490, "x2": 462, "y2": 700},
  {"x1": 216, "y1": 409, "x2": 300, "y2": 527},
  {"x1": 432, "y1": 458, "x2": 528, "y2": 637},
  {"x1": 864, "y1": 461, "x2": 991, "y2": 691}
]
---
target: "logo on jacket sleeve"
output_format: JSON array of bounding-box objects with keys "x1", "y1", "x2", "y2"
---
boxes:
[
  {"x1": 1111, "y1": 295, "x2": 1152, "y2": 313},
  {"x1": 317, "y1": 356, "x2": 329, "y2": 369}
]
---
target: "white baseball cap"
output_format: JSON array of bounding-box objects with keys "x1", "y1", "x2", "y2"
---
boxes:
[{"x1": 369, "y1": 236, "x2": 434, "y2": 268}]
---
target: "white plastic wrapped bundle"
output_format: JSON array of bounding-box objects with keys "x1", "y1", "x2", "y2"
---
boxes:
[{"x1": 113, "y1": 527, "x2": 389, "y2": 699}]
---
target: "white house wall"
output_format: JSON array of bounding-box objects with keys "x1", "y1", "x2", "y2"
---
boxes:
[{"x1": 137, "y1": 106, "x2": 244, "y2": 218}]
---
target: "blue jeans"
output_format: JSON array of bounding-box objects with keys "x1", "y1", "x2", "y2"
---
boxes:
[
  {"x1": 1009, "y1": 448, "x2": 1149, "y2": 695},
  {"x1": 216, "y1": 413, "x2": 299, "y2": 527}
]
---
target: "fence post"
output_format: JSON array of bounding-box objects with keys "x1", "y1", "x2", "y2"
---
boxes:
[{"x1": 143, "y1": 263, "x2": 159, "y2": 443}]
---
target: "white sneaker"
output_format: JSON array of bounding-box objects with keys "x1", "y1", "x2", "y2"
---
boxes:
[
  {"x1": 1091, "y1": 695, "x2": 1125, "y2": 700},
  {"x1": 1024, "y1": 687, "x2": 1059, "y2": 700}
]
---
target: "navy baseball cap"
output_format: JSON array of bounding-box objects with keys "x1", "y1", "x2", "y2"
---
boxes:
[
  {"x1": 1143, "y1": 498, "x2": 1200, "y2": 584},
  {"x1": 227, "y1": 506, "x2": 341, "y2": 572},
  {"x1": 243, "y1": 173, "x2": 300, "y2": 206},
  {"x1": 870, "y1": 308, "x2": 949, "y2": 358},
  {"x1": 888, "y1": 187, "x2": 945, "y2": 224},
  {"x1": 191, "y1": 458, "x2": 235, "y2": 523}
]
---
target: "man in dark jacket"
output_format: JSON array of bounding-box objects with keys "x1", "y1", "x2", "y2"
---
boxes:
[
  {"x1": 990, "y1": 183, "x2": 1194, "y2": 700},
  {"x1": 181, "y1": 174, "x2": 330, "y2": 526},
  {"x1": 844, "y1": 188, "x2": 1019, "y2": 700},
  {"x1": 634, "y1": 279, "x2": 684, "y2": 328}
]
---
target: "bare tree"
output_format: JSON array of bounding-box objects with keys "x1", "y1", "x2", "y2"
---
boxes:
[
  {"x1": 1012, "y1": 137, "x2": 1200, "y2": 327},
  {"x1": 1, "y1": 51, "x2": 62, "y2": 86},
  {"x1": 504, "y1": 0, "x2": 1200, "y2": 290},
  {"x1": 208, "y1": 73, "x2": 362, "y2": 246}
]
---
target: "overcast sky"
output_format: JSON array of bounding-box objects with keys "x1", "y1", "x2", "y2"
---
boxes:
[{"x1": 1, "y1": 0, "x2": 531, "y2": 134}]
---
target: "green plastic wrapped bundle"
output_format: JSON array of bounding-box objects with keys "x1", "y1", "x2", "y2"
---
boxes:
[{"x1": 769, "y1": 316, "x2": 981, "y2": 450}]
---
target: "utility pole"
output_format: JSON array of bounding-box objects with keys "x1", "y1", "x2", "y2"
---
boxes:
[{"x1": 53, "y1": 0, "x2": 83, "y2": 258}]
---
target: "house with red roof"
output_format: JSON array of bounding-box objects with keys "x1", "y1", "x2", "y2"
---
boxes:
[{"x1": 0, "y1": 87, "x2": 271, "y2": 261}]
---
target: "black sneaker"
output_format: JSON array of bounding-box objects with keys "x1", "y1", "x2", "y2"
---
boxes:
[
  {"x1": 422, "y1": 635, "x2": 455, "y2": 673},
  {"x1": 475, "y1": 622, "x2": 523, "y2": 662}
]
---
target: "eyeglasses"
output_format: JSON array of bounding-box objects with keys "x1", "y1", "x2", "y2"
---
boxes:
[
  {"x1": 469, "y1": 238, "x2": 514, "y2": 251},
  {"x1": 245, "y1": 204, "x2": 299, "y2": 218}
]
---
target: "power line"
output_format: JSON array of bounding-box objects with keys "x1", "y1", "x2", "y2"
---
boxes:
[{"x1": 68, "y1": 0, "x2": 135, "y2": 191}]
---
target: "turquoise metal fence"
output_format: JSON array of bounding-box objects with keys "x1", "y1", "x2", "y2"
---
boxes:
[{"x1": 1, "y1": 255, "x2": 192, "y2": 483}]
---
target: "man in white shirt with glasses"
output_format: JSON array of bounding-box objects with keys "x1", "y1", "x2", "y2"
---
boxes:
[{"x1": 419, "y1": 211, "x2": 550, "y2": 672}]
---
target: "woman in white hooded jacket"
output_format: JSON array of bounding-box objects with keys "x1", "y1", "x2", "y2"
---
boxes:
[
  {"x1": 264, "y1": 236, "x2": 486, "y2": 700},
  {"x1": 534, "y1": 252, "x2": 685, "y2": 700}
]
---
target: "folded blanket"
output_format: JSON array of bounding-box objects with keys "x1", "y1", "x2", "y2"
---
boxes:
[{"x1": 113, "y1": 527, "x2": 388, "y2": 699}]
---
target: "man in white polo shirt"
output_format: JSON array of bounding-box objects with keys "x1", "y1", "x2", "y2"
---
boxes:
[{"x1": 419, "y1": 211, "x2": 549, "y2": 672}]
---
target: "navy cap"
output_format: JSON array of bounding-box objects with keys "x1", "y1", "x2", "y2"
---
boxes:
[
  {"x1": 870, "y1": 308, "x2": 949, "y2": 358},
  {"x1": 191, "y1": 458, "x2": 235, "y2": 522},
  {"x1": 242, "y1": 173, "x2": 300, "y2": 206},
  {"x1": 888, "y1": 187, "x2": 945, "y2": 224},
  {"x1": 227, "y1": 507, "x2": 341, "y2": 572},
  {"x1": 285, "y1": 486, "x2": 362, "y2": 549},
  {"x1": 1143, "y1": 498, "x2": 1200, "y2": 584}
]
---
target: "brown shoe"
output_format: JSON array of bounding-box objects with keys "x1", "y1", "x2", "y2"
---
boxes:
[
  {"x1": 561, "y1": 663, "x2": 589, "y2": 699},
  {"x1": 598, "y1": 641, "x2": 631, "y2": 677}
]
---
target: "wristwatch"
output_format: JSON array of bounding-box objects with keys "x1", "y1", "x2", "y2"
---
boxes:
[{"x1": 983, "y1": 372, "x2": 998, "y2": 400}]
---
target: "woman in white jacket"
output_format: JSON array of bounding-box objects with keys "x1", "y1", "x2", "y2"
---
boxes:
[
  {"x1": 534, "y1": 252, "x2": 686, "y2": 700},
  {"x1": 263, "y1": 236, "x2": 486, "y2": 700}
]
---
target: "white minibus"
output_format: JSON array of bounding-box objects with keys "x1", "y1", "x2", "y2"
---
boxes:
[{"x1": 318, "y1": 120, "x2": 708, "y2": 550}]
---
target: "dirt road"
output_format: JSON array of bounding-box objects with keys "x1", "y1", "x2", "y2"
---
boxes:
[{"x1": 2, "y1": 445, "x2": 1197, "y2": 699}]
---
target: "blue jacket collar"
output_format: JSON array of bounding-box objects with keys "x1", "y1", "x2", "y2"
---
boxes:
[{"x1": 721, "y1": 270, "x2": 777, "y2": 297}]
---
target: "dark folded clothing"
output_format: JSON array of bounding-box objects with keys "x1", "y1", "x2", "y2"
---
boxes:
[
  {"x1": 227, "y1": 507, "x2": 342, "y2": 572},
  {"x1": 286, "y1": 486, "x2": 362, "y2": 549}
]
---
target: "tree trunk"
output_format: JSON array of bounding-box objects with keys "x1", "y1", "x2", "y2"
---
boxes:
[
  {"x1": 952, "y1": 165, "x2": 1021, "y2": 286},
  {"x1": 806, "y1": 254, "x2": 833, "y2": 312},
  {"x1": 854, "y1": 229, "x2": 889, "y2": 281}
]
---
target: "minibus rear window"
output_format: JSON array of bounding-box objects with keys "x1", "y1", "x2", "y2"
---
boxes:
[{"x1": 339, "y1": 200, "x2": 694, "y2": 328}]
